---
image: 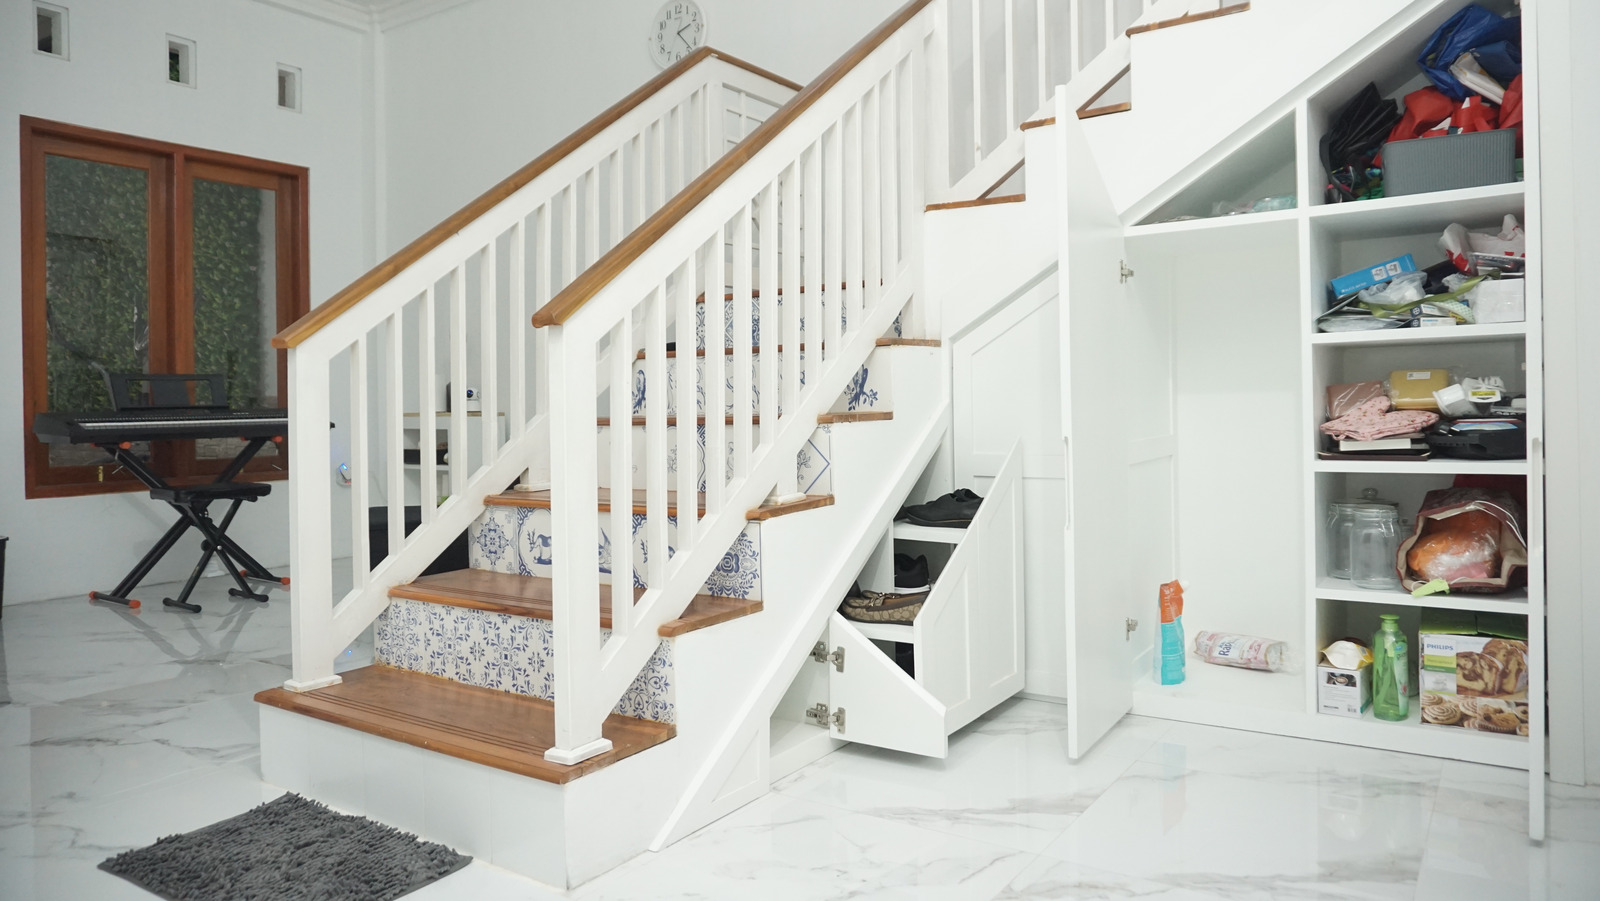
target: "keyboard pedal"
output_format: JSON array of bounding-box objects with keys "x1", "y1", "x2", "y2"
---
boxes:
[{"x1": 229, "y1": 588, "x2": 269, "y2": 603}]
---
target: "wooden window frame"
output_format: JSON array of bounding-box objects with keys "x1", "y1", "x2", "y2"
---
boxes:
[{"x1": 20, "y1": 117, "x2": 310, "y2": 499}]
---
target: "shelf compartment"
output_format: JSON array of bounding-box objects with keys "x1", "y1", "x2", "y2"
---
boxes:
[
  {"x1": 1314, "y1": 578, "x2": 1530, "y2": 615},
  {"x1": 848, "y1": 620, "x2": 915, "y2": 643},
  {"x1": 891, "y1": 522, "x2": 968, "y2": 544},
  {"x1": 1307, "y1": 182, "x2": 1525, "y2": 239},
  {"x1": 1310, "y1": 322, "x2": 1527, "y2": 348},
  {"x1": 1135, "y1": 112, "x2": 1298, "y2": 227},
  {"x1": 1313, "y1": 459, "x2": 1529, "y2": 475}
]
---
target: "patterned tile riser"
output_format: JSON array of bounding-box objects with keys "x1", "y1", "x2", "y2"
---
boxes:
[
  {"x1": 631, "y1": 353, "x2": 885, "y2": 418},
  {"x1": 595, "y1": 423, "x2": 832, "y2": 496},
  {"x1": 469, "y1": 506, "x2": 763, "y2": 601},
  {"x1": 373, "y1": 598, "x2": 675, "y2": 724},
  {"x1": 692, "y1": 296, "x2": 902, "y2": 352}
]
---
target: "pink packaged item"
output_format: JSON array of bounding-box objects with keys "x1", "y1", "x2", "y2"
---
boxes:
[{"x1": 1320, "y1": 396, "x2": 1439, "y2": 442}]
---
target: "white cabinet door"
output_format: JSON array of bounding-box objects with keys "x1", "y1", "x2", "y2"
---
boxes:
[
  {"x1": 826, "y1": 614, "x2": 948, "y2": 758},
  {"x1": 1056, "y1": 107, "x2": 1137, "y2": 759},
  {"x1": 918, "y1": 440, "x2": 1026, "y2": 733}
]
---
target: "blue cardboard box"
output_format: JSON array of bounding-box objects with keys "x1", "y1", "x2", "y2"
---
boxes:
[{"x1": 1330, "y1": 253, "x2": 1418, "y2": 298}]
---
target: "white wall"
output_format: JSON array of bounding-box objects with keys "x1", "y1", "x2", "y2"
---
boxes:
[
  {"x1": 0, "y1": 0, "x2": 375, "y2": 604},
  {"x1": 378, "y1": 0, "x2": 904, "y2": 251}
]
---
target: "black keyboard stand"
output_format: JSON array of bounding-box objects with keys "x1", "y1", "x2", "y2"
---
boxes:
[{"x1": 89, "y1": 438, "x2": 285, "y2": 613}]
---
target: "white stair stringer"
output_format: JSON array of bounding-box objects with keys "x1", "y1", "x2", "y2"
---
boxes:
[{"x1": 632, "y1": 345, "x2": 948, "y2": 853}]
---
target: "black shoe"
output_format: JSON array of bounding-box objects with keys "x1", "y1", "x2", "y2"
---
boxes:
[
  {"x1": 894, "y1": 553, "x2": 930, "y2": 591},
  {"x1": 896, "y1": 488, "x2": 983, "y2": 528}
]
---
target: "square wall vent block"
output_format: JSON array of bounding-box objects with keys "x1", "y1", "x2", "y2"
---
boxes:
[
  {"x1": 35, "y1": 3, "x2": 67, "y2": 58},
  {"x1": 168, "y1": 35, "x2": 195, "y2": 86},
  {"x1": 277, "y1": 64, "x2": 301, "y2": 111}
]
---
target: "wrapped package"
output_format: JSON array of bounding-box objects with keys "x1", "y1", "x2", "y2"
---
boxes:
[
  {"x1": 1193, "y1": 631, "x2": 1289, "y2": 672},
  {"x1": 1399, "y1": 488, "x2": 1528, "y2": 593}
]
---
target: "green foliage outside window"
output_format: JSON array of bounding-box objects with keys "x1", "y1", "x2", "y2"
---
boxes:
[
  {"x1": 192, "y1": 179, "x2": 271, "y2": 409},
  {"x1": 43, "y1": 158, "x2": 270, "y2": 413},
  {"x1": 44, "y1": 156, "x2": 150, "y2": 412}
]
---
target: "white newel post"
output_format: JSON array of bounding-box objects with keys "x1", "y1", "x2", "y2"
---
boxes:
[
  {"x1": 545, "y1": 323, "x2": 614, "y2": 765},
  {"x1": 285, "y1": 345, "x2": 341, "y2": 692}
]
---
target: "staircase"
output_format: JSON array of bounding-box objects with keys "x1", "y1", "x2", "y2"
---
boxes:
[{"x1": 255, "y1": 0, "x2": 1267, "y2": 889}]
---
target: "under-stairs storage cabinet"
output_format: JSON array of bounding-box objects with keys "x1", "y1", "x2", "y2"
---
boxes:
[
  {"x1": 1053, "y1": 0, "x2": 1547, "y2": 839},
  {"x1": 770, "y1": 441, "x2": 1025, "y2": 772}
]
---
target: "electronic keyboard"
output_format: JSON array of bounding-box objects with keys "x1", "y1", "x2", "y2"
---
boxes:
[{"x1": 34, "y1": 408, "x2": 289, "y2": 445}]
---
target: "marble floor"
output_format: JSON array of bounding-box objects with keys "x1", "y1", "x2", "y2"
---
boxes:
[{"x1": 1, "y1": 575, "x2": 1597, "y2": 900}]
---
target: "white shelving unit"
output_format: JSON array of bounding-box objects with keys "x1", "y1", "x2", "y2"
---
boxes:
[{"x1": 1053, "y1": 0, "x2": 1544, "y2": 838}]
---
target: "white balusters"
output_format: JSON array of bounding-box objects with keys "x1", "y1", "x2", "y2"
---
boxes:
[
  {"x1": 508, "y1": 220, "x2": 527, "y2": 443},
  {"x1": 479, "y1": 243, "x2": 498, "y2": 459},
  {"x1": 643, "y1": 286, "x2": 669, "y2": 591},
  {"x1": 731, "y1": 205, "x2": 753, "y2": 480},
  {"x1": 278, "y1": 52, "x2": 798, "y2": 701},
  {"x1": 418, "y1": 286, "x2": 439, "y2": 516},
  {"x1": 702, "y1": 236, "x2": 726, "y2": 515},
  {"x1": 449, "y1": 264, "x2": 468, "y2": 496},
  {"x1": 608, "y1": 317, "x2": 633, "y2": 623},
  {"x1": 385, "y1": 312, "x2": 406, "y2": 562},
  {"x1": 779, "y1": 161, "x2": 803, "y2": 442},
  {"x1": 673, "y1": 259, "x2": 699, "y2": 548}
]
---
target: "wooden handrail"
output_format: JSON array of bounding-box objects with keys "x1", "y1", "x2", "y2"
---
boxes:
[
  {"x1": 532, "y1": 0, "x2": 936, "y2": 329},
  {"x1": 1124, "y1": 2, "x2": 1250, "y2": 37},
  {"x1": 271, "y1": 47, "x2": 800, "y2": 350}
]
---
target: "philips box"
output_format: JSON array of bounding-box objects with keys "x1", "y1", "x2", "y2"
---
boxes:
[
  {"x1": 1330, "y1": 254, "x2": 1418, "y2": 299},
  {"x1": 1317, "y1": 663, "x2": 1371, "y2": 718}
]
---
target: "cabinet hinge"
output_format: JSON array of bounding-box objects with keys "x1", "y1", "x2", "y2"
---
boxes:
[
  {"x1": 810, "y1": 642, "x2": 845, "y2": 672},
  {"x1": 1126, "y1": 617, "x2": 1139, "y2": 641},
  {"x1": 1120, "y1": 260, "x2": 1135, "y2": 283},
  {"x1": 805, "y1": 702, "x2": 846, "y2": 732}
]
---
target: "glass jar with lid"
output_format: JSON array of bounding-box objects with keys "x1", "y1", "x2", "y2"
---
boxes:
[
  {"x1": 1349, "y1": 505, "x2": 1404, "y2": 590},
  {"x1": 1326, "y1": 488, "x2": 1397, "y2": 581}
]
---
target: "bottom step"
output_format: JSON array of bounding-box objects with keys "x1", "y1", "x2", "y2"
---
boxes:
[{"x1": 255, "y1": 665, "x2": 674, "y2": 784}]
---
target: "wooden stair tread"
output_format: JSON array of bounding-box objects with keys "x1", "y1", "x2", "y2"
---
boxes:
[
  {"x1": 817, "y1": 410, "x2": 894, "y2": 424},
  {"x1": 875, "y1": 338, "x2": 940, "y2": 347},
  {"x1": 255, "y1": 665, "x2": 673, "y2": 784},
  {"x1": 925, "y1": 194, "x2": 1025, "y2": 212},
  {"x1": 486, "y1": 488, "x2": 835, "y2": 523},
  {"x1": 748, "y1": 494, "x2": 834, "y2": 521},
  {"x1": 1077, "y1": 102, "x2": 1132, "y2": 120},
  {"x1": 1019, "y1": 116, "x2": 1056, "y2": 131},
  {"x1": 389, "y1": 570, "x2": 761, "y2": 637}
]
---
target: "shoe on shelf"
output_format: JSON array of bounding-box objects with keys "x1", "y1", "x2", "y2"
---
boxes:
[
  {"x1": 894, "y1": 553, "x2": 930, "y2": 591},
  {"x1": 896, "y1": 488, "x2": 984, "y2": 528},
  {"x1": 839, "y1": 586, "x2": 930, "y2": 625}
]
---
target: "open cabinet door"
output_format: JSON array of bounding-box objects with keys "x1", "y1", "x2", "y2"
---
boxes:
[
  {"x1": 1055, "y1": 101, "x2": 1136, "y2": 759},
  {"x1": 827, "y1": 613, "x2": 948, "y2": 758}
]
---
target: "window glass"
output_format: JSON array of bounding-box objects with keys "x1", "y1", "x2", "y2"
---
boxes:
[
  {"x1": 191, "y1": 177, "x2": 280, "y2": 460},
  {"x1": 43, "y1": 154, "x2": 152, "y2": 467}
]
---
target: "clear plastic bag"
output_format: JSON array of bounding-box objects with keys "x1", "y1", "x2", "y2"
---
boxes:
[{"x1": 1193, "y1": 631, "x2": 1290, "y2": 672}]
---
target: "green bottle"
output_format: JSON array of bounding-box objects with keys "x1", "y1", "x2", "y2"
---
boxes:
[{"x1": 1372, "y1": 614, "x2": 1410, "y2": 722}]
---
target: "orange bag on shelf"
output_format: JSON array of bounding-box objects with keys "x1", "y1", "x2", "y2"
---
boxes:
[{"x1": 1398, "y1": 488, "x2": 1527, "y2": 594}]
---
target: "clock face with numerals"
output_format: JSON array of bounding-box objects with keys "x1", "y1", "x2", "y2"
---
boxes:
[{"x1": 649, "y1": 1, "x2": 706, "y2": 68}]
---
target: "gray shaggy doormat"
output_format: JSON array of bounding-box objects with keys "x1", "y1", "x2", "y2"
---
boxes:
[{"x1": 99, "y1": 793, "x2": 471, "y2": 901}]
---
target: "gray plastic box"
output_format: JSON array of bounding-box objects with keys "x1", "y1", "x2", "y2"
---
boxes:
[{"x1": 1382, "y1": 128, "x2": 1517, "y2": 197}]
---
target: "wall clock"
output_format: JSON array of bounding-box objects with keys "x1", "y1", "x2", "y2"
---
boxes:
[{"x1": 649, "y1": 1, "x2": 706, "y2": 69}]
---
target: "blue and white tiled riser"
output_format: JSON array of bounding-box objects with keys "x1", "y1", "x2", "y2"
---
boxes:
[
  {"x1": 470, "y1": 505, "x2": 763, "y2": 601},
  {"x1": 632, "y1": 353, "x2": 888, "y2": 417},
  {"x1": 373, "y1": 599, "x2": 675, "y2": 724},
  {"x1": 596, "y1": 423, "x2": 830, "y2": 497}
]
